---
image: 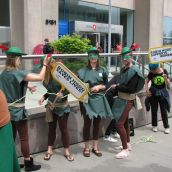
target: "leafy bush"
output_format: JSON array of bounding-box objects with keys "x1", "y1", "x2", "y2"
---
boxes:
[
  {"x1": 51, "y1": 34, "x2": 91, "y2": 54},
  {"x1": 51, "y1": 34, "x2": 107, "y2": 72}
]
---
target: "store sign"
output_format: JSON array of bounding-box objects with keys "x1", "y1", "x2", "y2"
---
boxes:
[
  {"x1": 51, "y1": 62, "x2": 89, "y2": 102},
  {"x1": 74, "y1": 21, "x2": 123, "y2": 34},
  {"x1": 148, "y1": 46, "x2": 172, "y2": 63}
]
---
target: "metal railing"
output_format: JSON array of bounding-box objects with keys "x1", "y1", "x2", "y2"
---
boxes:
[{"x1": 0, "y1": 51, "x2": 172, "y2": 78}]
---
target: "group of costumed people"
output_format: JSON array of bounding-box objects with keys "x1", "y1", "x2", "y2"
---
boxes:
[{"x1": 0, "y1": 45, "x2": 170, "y2": 172}]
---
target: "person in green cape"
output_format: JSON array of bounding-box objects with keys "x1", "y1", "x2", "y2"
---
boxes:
[
  {"x1": 108, "y1": 47, "x2": 145, "y2": 159},
  {"x1": 0, "y1": 46, "x2": 48, "y2": 171},
  {"x1": 0, "y1": 89, "x2": 21, "y2": 172},
  {"x1": 77, "y1": 47, "x2": 112, "y2": 157},
  {"x1": 38, "y1": 56, "x2": 74, "y2": 162}
]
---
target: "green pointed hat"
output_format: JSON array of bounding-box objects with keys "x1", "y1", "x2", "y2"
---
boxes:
[
  {"x1": 120, "y1": 47, "x2": 132, "y2": 60},
  {"x1": 87, "y1": 47, "x2": 99, "y2": 59},
  {"x1": 5, "y1": 46, "x2": 27, "y2": 56}
]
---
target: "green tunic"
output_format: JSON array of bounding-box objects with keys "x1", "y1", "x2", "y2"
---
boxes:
[
  {"x1": 0, "y1": 122, "x2": 21, "y2": 172},
  {"x1": 112, "y1": 65, "x2": 145, "y2": 121},
  {"x1": 0, "y1": 70, "x2": 28, "y2": 121},
  {"x1": 44, "y1": 79, "x2": 70, "y2": 116},
  {"x1": 77, "y1": 66, "x2": 112, "y2": 119}
]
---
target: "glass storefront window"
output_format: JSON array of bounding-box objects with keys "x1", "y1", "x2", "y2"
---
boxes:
[
  {"x1": 0, "y1": 0, "x2": 10, "y2": 26},
  {"x1": 163, "y1": 17, "x2": 172, "y2": 45},
  {"x1": 59, "y1": 0, "x2": 134, "y2": 47}
]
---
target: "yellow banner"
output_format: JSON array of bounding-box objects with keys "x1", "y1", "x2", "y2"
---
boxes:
[
  {"x1": 148, "y1": 45, "x2": 172, "y2": 63},
  {"x1": 51, "y1": 62, "x2": 89, "y2": 102}
]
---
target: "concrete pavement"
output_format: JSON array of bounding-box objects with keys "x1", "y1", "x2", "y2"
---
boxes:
[{"x1": 20, "y1": 117, "x2": 172, "y2": 172}]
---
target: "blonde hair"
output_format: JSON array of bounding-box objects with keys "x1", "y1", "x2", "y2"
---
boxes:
[
  {"x1": 5, "y1": 55, "x2": 20, "y2": 71},
  {"x1": 44, "y1": 58, "x2": 56, "y2": 85}
]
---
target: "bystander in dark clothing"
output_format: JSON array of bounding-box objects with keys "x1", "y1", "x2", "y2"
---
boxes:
[{"x1": 145, "y1": 63, "x2": 170, "y2": 134}]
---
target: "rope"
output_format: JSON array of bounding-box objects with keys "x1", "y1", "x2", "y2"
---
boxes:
[
  {"x1": 8, "y1": 95, "x2": 26, "y2": 106},
  {"x1": 46, "y1": 92, "x2": 68, "y2": 99}
]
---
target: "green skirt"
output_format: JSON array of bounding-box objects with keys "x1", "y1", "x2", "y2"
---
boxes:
[
  {"x1": 0, "y1": 122, "x2": 21, "y2": 172},
  {"x1": 83, "y1": 93, "x2": 113, "y2": 119}
]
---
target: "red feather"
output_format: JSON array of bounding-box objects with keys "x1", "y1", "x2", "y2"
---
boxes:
[
  {"x1": 130, "y1": 43, "x2": 140, "y2": 50},
  {"x1": 0, "y1": 45, "x2": 9, "y2": 51}
]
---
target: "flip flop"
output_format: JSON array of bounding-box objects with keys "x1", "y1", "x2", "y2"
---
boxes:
[
  {"x1": 64, "y1": 154, "x2": 74, "y2": 162},
  {"x1": 92, "y1": 148, "x2": 102, "y2": 157},
  {"x1": 44, "y1": 152, "x2": 53, "y2": 160},
  {"x1": 83, "y1": 148, "x2": 90, "y2": 157}
]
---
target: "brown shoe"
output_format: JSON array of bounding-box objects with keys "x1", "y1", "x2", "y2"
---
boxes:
[
  {"x1": 92, "y1": 148, "x2": 102, "y2": 157},
  {"x1": 44, "y1": 152, "x2": 53, "y2": 160},
  {"x1": 83, "y1": 148, "x2": 90, "y2": 157},
  {"x1": 64, "y1": 154, "x2": 74, "y2": 162}
]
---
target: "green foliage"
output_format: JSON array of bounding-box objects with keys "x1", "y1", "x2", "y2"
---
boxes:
[
  {"x1": 51, "y1": 34, "x2": 91, "y2": 54},
  {"x1": 63, "y1": 58, "x2": 88, "y2": 74},
  {"x1": 51, "y1": 34, "x2": 107, "y2": 72}
]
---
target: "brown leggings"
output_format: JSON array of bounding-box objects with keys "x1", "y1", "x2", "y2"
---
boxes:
[
  {"x1": 83, "y1": 113, "x2": 101, "y2": 141},
  {"x1": 12, "y1": 120, "x2": 30, "y2": 158},
  {"x1": 115, "y1": 100, "x2": 133, "y2": 149},
  {"x1": 48, "y1": 113, "x2": 69, "y2": 148}
]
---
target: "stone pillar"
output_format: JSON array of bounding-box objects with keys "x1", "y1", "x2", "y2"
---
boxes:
[
  {"x1": 134, "y1": 0, "x2": 150, "y2": 51},
  {"x1": 149, "y1": 0, "x2": 164, "y2": 48},
  {"x1": 10, "y1": 0, "x2": 24, "y2": 50},
  {"x1": 24, "y1": 0, "x2": 58, "y2": 54}
]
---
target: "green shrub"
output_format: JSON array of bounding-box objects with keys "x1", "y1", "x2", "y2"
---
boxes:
[
  {"x1": 51, "y1": 34, "x2": 107, "y2": 72},
  {"x1": 51, "y1": 34, "x2": 91, "y2": 54}
]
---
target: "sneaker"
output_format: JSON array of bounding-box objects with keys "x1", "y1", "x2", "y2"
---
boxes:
[
  {"x1": 115, "y1": 143, "x2": 132, "y2": 151},
  {"x1": 115, "y1": 149, "x2": 129, "y2": 159},
  {"x1": 164, "y1": 128, "x2": 170, "y2": 134},
  {"x1": 112, "y1": 132, "x2": 120, "y2": 139},
  {"x1": 152, "y1": 127, "x2": 158, "y2": 132},
  {"x1": 104, "y1": 136, "x2": 118, "y2": 143}
]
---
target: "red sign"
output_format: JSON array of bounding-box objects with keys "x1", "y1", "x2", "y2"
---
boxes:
[{"x1": 92, "y1": 24, "x2": 96, "y2": 30}]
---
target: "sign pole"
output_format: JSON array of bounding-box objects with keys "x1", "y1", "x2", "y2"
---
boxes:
[{"x1": 108, "y1": 0, "x2": 112, "y2": 70}]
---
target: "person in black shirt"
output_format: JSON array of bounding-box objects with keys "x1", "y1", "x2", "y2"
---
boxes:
[{"x1": 145, "y1": 63, "x2": 170, "y2": 134}]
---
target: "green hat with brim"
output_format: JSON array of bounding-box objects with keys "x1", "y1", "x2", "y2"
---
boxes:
[
  {"x1": 38, "y1": 54, "x2": 54, "y2": 68},
  {"x1": 120, "y1": 47, "x2": 132, "y2": 60},
  {"x1": 88, "y1": 47, "x2": 99, "y2": 59},
  {"x1": 5, "y1": 46, "x2": 27, "y2": 56}
]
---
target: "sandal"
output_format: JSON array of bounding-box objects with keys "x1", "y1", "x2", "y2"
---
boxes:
[
  {"x1": 83, "y1": 148, "x2": 90, "y2": 157},
  {"x1": 44, "y1": 152, "x2": 53, "y2": 160},
  {"x1": 92, "y1": 148, "x2": 102, "y2": 157},
  {"x1": 64, "y1": 154, "x2": 74, "y2": 162}
]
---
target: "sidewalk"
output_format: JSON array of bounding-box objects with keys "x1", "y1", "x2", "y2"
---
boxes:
[{"x1": 20, "y1": 118, "x2": 172, "y2": 172}]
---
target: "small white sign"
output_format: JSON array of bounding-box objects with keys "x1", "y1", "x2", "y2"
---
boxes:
[
  {"x1": 148, "y1": 46, "x2": 172, "y2": 63},
  {"x1": 51, "y1": 62, "x2": 89, "y2": 102}
]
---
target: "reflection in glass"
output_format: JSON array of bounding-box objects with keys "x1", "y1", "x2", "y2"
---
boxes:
[{"x1": 163, "y1": 17, "x2": 172, "y2": 45}]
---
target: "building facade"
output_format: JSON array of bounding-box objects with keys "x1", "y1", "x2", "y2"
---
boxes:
[{"x1": 0, "y1": 0, "x2": 172, "y2": 54}]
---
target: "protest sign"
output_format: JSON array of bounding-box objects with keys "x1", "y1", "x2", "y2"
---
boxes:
[
  {"x1": 148, "y1": 46, "x2": 172, "y2": 63},
  {"x1": 51, "y1": 62, "x2": 89, "y2": 102}
]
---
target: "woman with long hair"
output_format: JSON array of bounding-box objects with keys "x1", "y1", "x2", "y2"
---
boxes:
[
  {"x1": 77, "y1": 47, "x2": 112, "y2": 157},
  {"x1": 0, "y1": 46, "x2": 48, "y2": 171},
  {"x1": 38, "y1": 56, "x2": 74, "y2": 162}
]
